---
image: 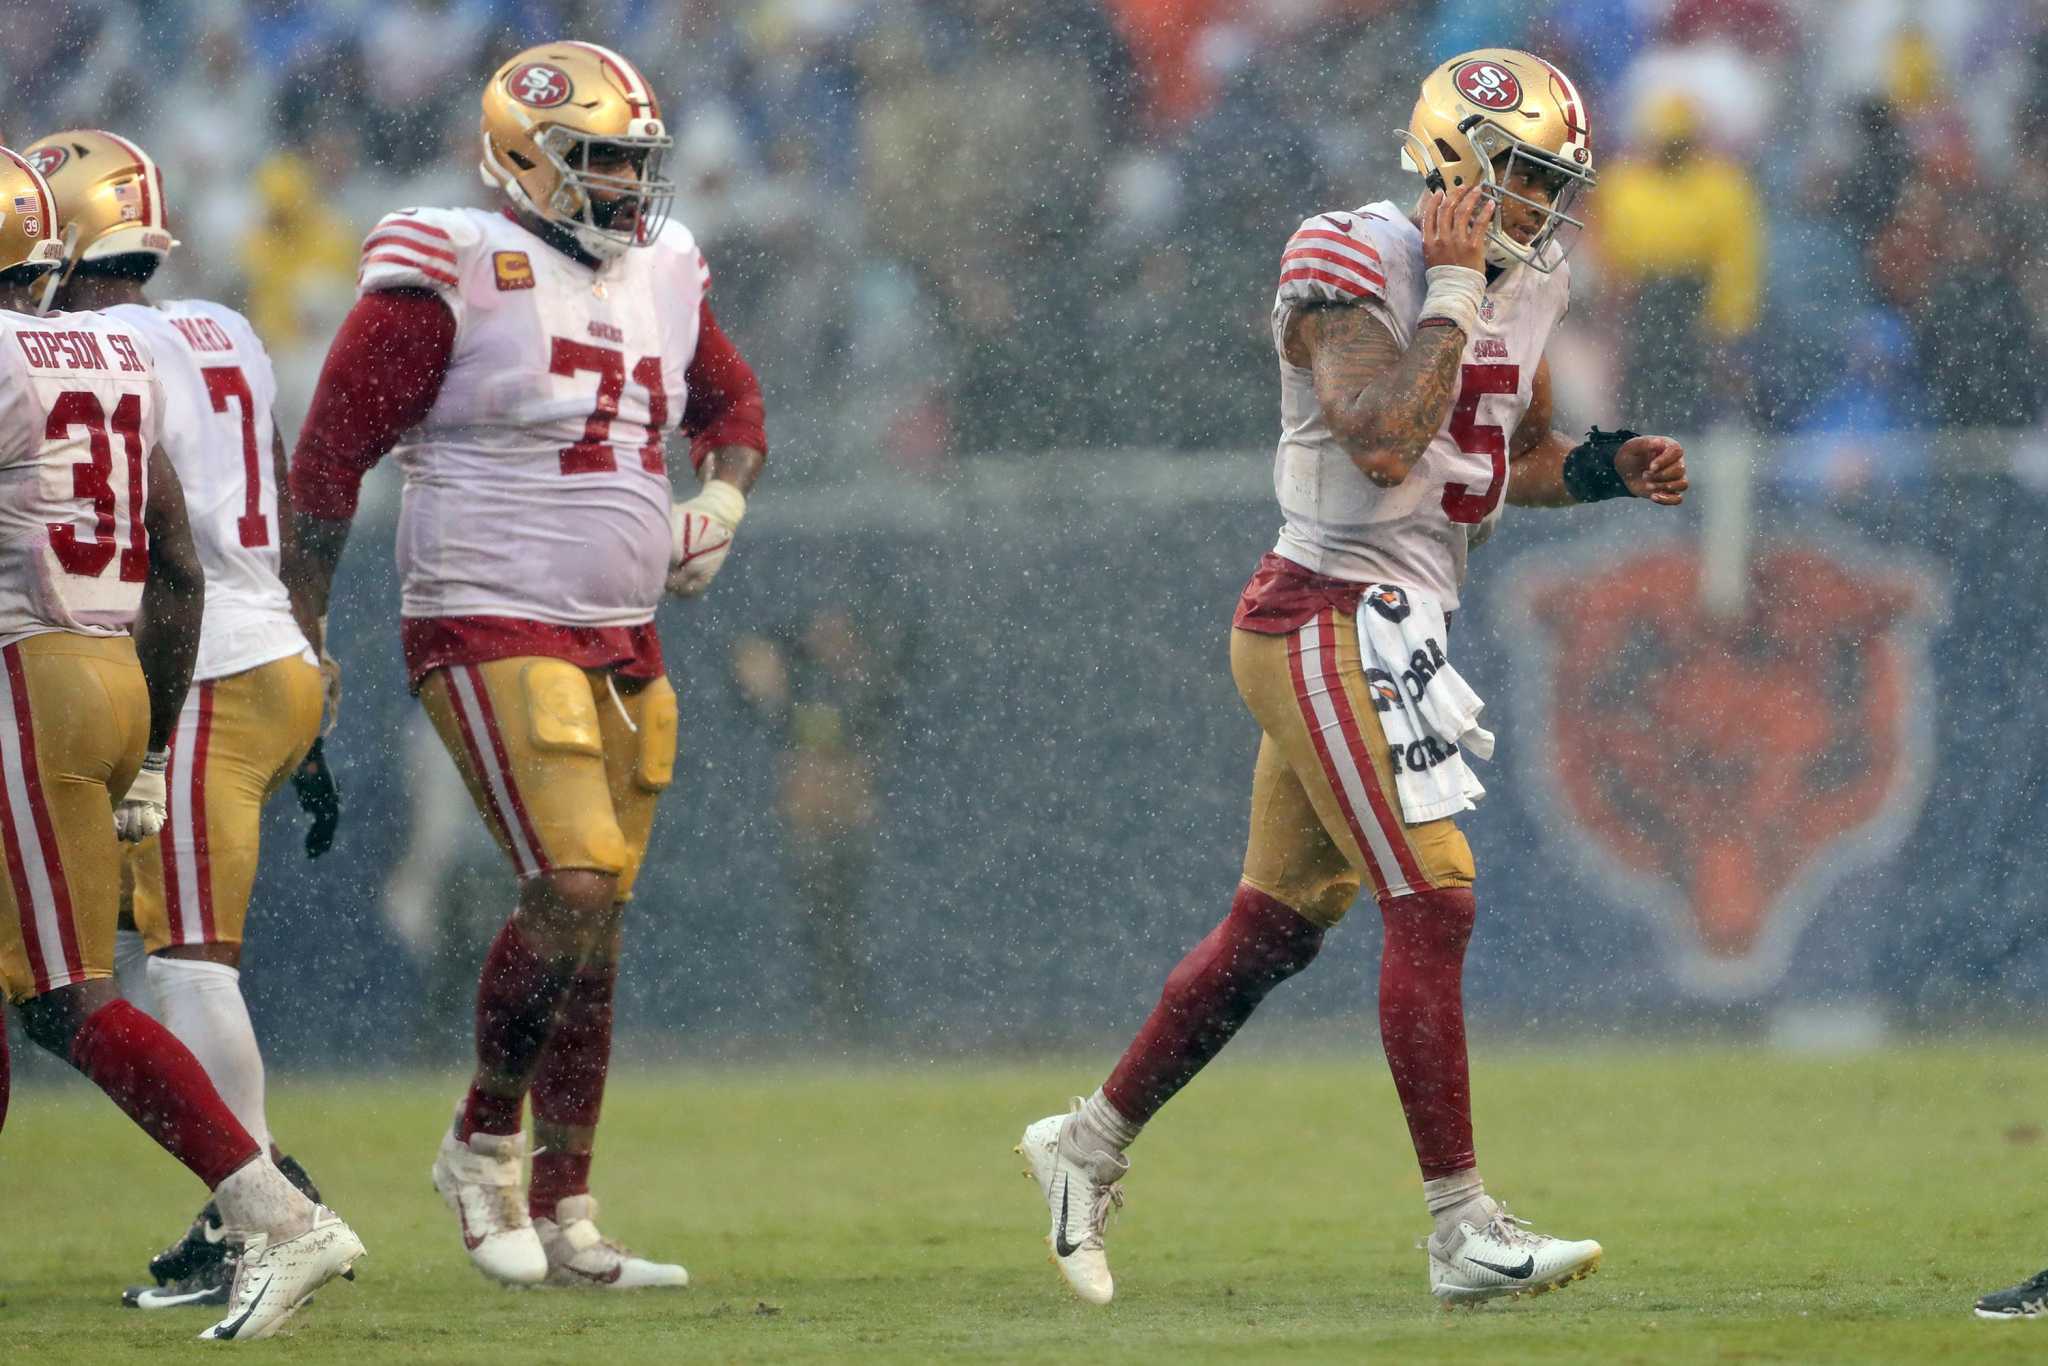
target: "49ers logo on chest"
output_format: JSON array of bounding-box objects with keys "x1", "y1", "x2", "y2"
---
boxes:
[
  {"x1": 1504, "y1": 532, "x2": 1944, "y2": 997},
  {"x1": 1453, "y1": 60, "x2": 1521, "y2": 112},
  {"x1": 509, "y1": 62, "x2": 572, "y2": 108}
]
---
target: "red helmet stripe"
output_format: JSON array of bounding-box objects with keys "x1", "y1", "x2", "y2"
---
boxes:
[
  {"x1": 1536, "y1": 58, "x2": 1587, "y2": 148},
  {"x1": 560, "y1": 40, "x2": 653, "y2": 114},
  {"x1": 93, "y1": 130, "x2": 161, "y2": 229}
]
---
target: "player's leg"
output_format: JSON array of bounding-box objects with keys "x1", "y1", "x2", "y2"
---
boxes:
[
  {"x1": 418, "y1": 658, "x2": 631, "y2": 1285},
  {"x1": 1293, "y1": 610, "x2": 1597, "y2": 1301},
  {"x1": 0, "y1": 635, "x2": 361, "y2": 1338},
  {"x1": 1021, "y1": 631, "x2": 1350, "y2": 1304},
  {"x1": 528, "y1": 670, "x2": 686, "y2": 1289},
  {"x1": 124, "y1": 656, "x2": 325, "y2": 1308}
]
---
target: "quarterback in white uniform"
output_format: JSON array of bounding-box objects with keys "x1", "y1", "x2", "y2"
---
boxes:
[
  {"x1": 1022, "y1": 49, "x2": 1688, "y2": 1308},
  {"x1": 288, "y1": 41, "x2": 767, "y2": 1290},
  {"x1": 25, "y1": 128, "x2": 337, "y2": 1311}
]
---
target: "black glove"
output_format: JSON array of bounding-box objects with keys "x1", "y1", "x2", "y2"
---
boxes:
[{"x1": 290, "y1": 738, "x2": 341, "y2": 859}]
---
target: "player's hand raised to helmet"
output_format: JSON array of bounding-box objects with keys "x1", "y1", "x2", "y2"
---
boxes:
[
  {"x1": 1615, "y1": 435, "x2": 1688, "y2": 506},
  {"x1": 1421, "y1": 183, "x2": 1491, "y2": 273}
]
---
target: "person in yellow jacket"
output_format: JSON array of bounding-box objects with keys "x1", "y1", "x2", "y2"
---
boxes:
[{"x1": 1595, "y1": 93, "x2": 1763, "y2": 430}]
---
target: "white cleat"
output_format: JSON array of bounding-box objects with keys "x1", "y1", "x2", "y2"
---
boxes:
[
  {"x1": 534, "y1": 1195, "x2": 689, "y2": 1290},
  {"x1": 1016, "y1": 1105, "x2": 1126, "y2": 1305},
  {"x1": 197, "y1": 1207, "x2": 364, "y2": 1341},
  {"x1": 430, "y1": 1113, "x2": 548, "y2": 1285},
  {"x1": 1428, "y1": 1202, "x2": 1602, "y2": 1305}
]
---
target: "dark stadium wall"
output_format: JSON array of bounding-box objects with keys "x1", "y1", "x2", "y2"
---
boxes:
[{"x1": 233, "y1": 469, "x2": 2048, "y2": 1067}]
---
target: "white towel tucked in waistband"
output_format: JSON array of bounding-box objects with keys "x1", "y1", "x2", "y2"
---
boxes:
[{"x1": 1353, "y1": 584, "x2": 1493, "y2": 824}]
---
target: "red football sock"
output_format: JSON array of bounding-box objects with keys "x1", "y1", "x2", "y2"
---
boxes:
[
  {"x1": 1377, "y1": 887, "x2": 1478, "y2": 1180},
  {"x1": 69, "y1": 998, "x2": 260, "y2": 1188},
  {"x1": 529, "y1": 957, "x2": 615, "y2": 1217},
  {"x1": 1102, "y1": 883, "x2": 1324, "y2": 1124},
  {"x1": 460, "y1": 920, "x2": 580, "y2": 1141}
]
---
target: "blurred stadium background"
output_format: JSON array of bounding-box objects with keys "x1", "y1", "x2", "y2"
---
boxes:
[{"x1": 2, "y1": 0, "x2": 2044, "y2": 1073}]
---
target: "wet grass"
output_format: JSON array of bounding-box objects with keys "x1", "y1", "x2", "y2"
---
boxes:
[{"x1": 3, "y1": 1043, "x2": 2043, "y2": 1362}]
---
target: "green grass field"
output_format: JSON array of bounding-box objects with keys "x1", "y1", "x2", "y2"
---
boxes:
[{"x1": 3, "y1": 1041, "x2": 2043, "y2": 1362}]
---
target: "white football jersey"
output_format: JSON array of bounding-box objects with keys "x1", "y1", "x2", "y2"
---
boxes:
[
  {"x1": 105, "y1": 300, "x2": 310, "y2": 681},
  {"x1": 1269, "y1": 200, "x2": 1570, "y2": 610},
  {"x1": 0, "y1": 308, "x2": 163, "y2": 646},
  {"x1": 356, "y1": 206, "x2": 710, "y2": 627}
]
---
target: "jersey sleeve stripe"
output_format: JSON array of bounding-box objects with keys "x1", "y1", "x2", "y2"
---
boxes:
[
  {"x1": 382, "y1": 215, "x2": 452, "y2": 241},
  {"x1": 1291, "y1": 229, "x2": 1382, "y2": 263},
  {"x1": 360, "y1": 251, "x2": 459, "y2": 287},
  {"x1": 363, "y1": 230, "x2": 457, "y2": 263},
  {"x1": 1281, "y1": 248, "x2": 1388, "y2": 287},
  {"x1": 1278, "y1": 267, "x2": 1370, "y2": 299}
]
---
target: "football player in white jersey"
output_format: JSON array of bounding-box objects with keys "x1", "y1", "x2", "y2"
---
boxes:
[
  {"x1": 286, "y1": 41, "x2": 766, "y2": 1290},
  {"x1": 0, "y1": 145, "x2": 362, "y2": 1342},
  {"x1": 25, "y1": 127, "x2": 338, "y2": 1311},
  {"x1": 1020, "y1": 50, "x2": 1688, "y2": 1307}
]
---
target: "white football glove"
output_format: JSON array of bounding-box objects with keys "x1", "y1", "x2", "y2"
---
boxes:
[
  {"x1": 667, "y1": 479, "x2": 747, "y2": 598},
  {"x1": 115, "y1": 749, "x2": 170, "y2": 843}
]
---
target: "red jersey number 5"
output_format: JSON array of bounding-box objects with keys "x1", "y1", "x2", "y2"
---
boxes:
[{"x1": 1440, "y1": 362, "x2": 1519, "y2": 525}]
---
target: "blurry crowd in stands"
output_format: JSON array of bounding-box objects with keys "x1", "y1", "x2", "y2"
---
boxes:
[{"x1": 8, "y1": 0, "x2": 2048, "y2": 497}]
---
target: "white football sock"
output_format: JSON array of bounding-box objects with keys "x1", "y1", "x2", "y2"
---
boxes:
[
  {"x1": 1423, "y1": 1169, "x2": 1492, "y2": 1242},
  {"x1": 148, "y1": 955, "x2": 271, "y2": 1154},
  {"x1": 212, "y1": 1154, "x2": 315, "y2": 1239},
  {"x1": 113, "y1": 929, "x2": 155, "y2": 1015},
  {"x1": 1063, "y1": 1088, "x2": 1143, "y2": 1170}
]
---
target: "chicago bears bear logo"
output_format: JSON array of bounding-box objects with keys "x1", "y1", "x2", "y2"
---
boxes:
[
  {"x1": 509, "y1": 62, "x2": 573, "y2": 108},
  {"x1": 1366, "y1": 668, "x2": 1402, "y2": 714},
  {"x1": 24, "y1": 146, "x2": 67, "y2": 178},
  {"x1": 1505, "y1": 533, "x2": 1944, "y2": 996},
  {"x1": 1453, "y1": 60, "x2": 1522, "y2": 112},
  {"x1": 1365, "y1": 584, "x2": 1412, "y2": 623}
]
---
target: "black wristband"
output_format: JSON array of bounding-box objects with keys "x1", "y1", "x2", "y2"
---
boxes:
[{"x1": 1560, "y1": 426, "x2": 1639, "y2": 504}]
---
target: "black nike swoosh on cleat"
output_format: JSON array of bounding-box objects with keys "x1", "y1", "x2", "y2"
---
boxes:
[
  {"x1": 1053, "y1": 1176, "x2": 1083, "y2": 1259},
  {"x1": 212, "y1": 1274, "x2": 274, "y2": 1339},
  {"x1": 1468, "y1": 1255, "x2": 1536, "y2": 1280}
]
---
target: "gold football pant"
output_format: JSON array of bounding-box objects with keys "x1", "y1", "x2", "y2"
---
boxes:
[
  {"x1": 0, "y1": 633, "x2": 148, "y2": 1004},
  {"x1": 1232, "y1": 612, "x2": 1475, "y2": 928},
  {"x1": 417, "y1": 658, "x2": 677, "y2": 898},
  {"x1": 129, "y1": 654, "x2": 324, "y2": 951}
]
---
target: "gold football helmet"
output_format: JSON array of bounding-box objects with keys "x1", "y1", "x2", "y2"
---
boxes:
[
  {"x1": 479, "y1": 40, "x2": 673, "y2": 261},
  {"x1": 0, "y1": 147, "x2": 66, "y2": 283},
  {"x1": 19, "y1": 129, "x2": 177, "y2": 287},
  {"x1": 1399, "y1": 48, "x2": 1595, "y2": 273}
]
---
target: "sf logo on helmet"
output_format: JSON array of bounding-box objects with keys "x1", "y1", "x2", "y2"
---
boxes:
[
  {"x1": 24, "y1": 146, "x2": 67, "y2": 178},
  {"x1": 1453, "y1": 60, "x2": 1522, "y2": 111},
  {"x1": 510, "y1": 62, "x2": 572, "y2": 108}
]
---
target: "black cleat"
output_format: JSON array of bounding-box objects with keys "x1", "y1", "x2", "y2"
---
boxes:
[
  {"x1": 122, "y1": 1258, "x2": 234, "y2": 1310},
  {"x1": 1976, "y1": 1267, "x2": 2048, "y2": 1320},
  {"x1": 275, "y1": 1153, "x2": 323, "y2": 1204},
  {"x1": 146, "y1": 1201, "x2": 230, "y2": 1287}
]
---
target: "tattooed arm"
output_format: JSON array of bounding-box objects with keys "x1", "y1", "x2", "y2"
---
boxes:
[
  {"x1": 1279, "y1": 183, "x2": 1493, "y2": 489},
  {"x1": 1284, "y1": 303, "x2": 1468, "y2": 488}
]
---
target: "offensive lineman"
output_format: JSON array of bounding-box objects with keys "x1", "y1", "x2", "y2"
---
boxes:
[
  {"x1": 285, "y1": 42, "x2": 766, "y2": 1288},
  {"x1": 1019, "y1": 50, "x2": 1689, "y2": 1306},
  {"x1": 0, "y1": 146, "x2": 362, "y2": 1340},
  {"x1": 25, "y1": 127, "x2": 340, "y2": 1311}
]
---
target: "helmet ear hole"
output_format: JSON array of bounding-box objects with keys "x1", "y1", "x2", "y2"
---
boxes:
[
  {"x1": 506, "y1": 149, "x2": 535, "y2": 171},
  {"x1": 1434, "y1": 137, "x2": 1462, "y2": 165}
]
